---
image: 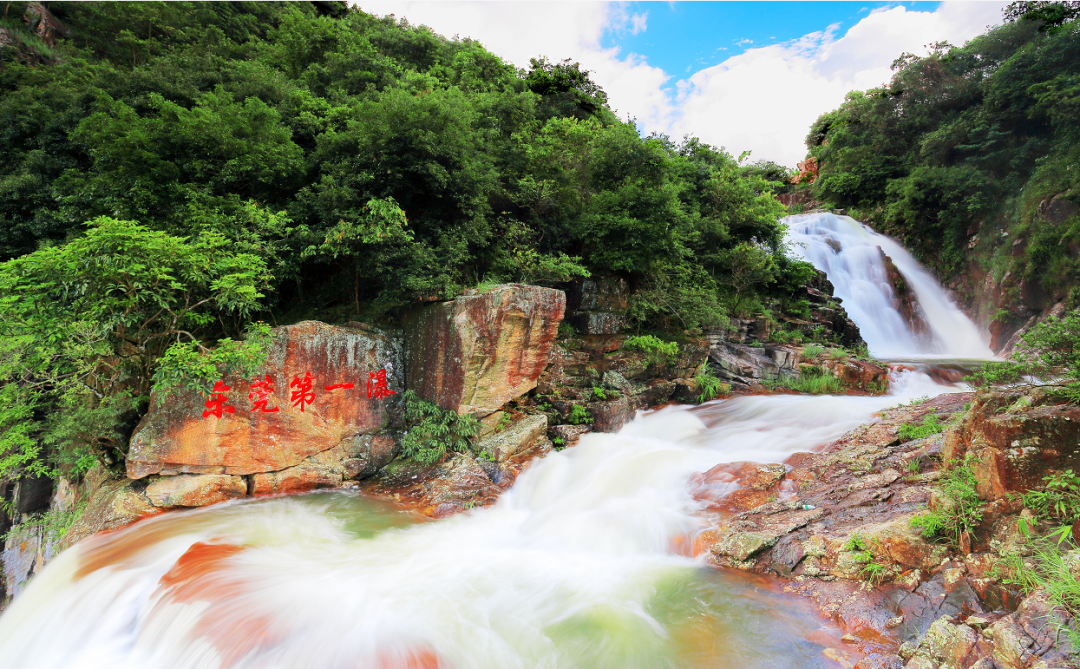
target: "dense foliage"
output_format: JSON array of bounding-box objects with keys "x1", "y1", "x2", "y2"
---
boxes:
[
  {"x1": 0, "y1": 2, "x2": 809, "y2": 485},
  {"x1": 805, "y1": 3, "x2": 1080, "y2": 299},
  {"x1": 967, "y1": 311, "x2": 1080, "y2": 402}
]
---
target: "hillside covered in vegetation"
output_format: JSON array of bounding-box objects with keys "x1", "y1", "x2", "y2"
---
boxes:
[
  {"x1": 0, "y1": 2, "x2": 809, "y2": 488},
  {"x1": 805, "y1": 2, "x2": 1080, "y2": 338}
]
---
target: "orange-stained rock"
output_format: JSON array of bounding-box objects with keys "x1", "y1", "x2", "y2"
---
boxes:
[
  {"x1": 146, "y1": 474, "x2": 247, "y2": 507},
  {"x1": 403, "y1": 284, "x2": 565, "y2": 417},
  {"x1": 61, "y1": 479, "x2": 159, "y2": 549},
  {"x1": 943, "y1": 389, "x2": 1080, "y2": 500},
  {"x1": 250, "y1": 443, "x2": 346, "y2": 495},
  {"x1": 690, "y1": 461, "x2": 787, "y2": 512},
  {"x1": 791, "y1": 156, "x2": 818, "y2": 185},
  {"x1": 821, "y1": 358, "x2": 890, "y2": 393},
  {"x1": 127, "y1": 321, "x2": 401, "y2": 479}
]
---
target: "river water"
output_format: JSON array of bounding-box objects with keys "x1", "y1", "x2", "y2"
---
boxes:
[{"x1": 0, "y1": 213, "x2": 993, "y2": 669}]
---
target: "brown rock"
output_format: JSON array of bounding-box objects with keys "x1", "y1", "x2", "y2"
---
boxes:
[
  {"x1": 821, "y1": 358, "x2": 890, "y2": 391},
  {"x1": 478, "y1": 414, "x2": 547, "y2": 462},
  {"x1": 128, "y1": 321, "x2": 400, "y2": 479},
  {"x1": 945, "y1": 390, "x2": 1080, "y2": 500},
  {"x1": 590, "y1": 396, "x2": 635, "y2": 432},
  {"x1": 404, "y1": 285, "x2": 565, "y2": 416},
  {"x1": 691, "y1": 461, "x2": 787, "y2": 512},
  {"x1": 251, "y1": 445, "x2": 345, "y2": 495},
  {"x1": 145, "y1": 474, "x2": 247, "y2": 507},
  {"x1": 861, "y1": 514, "x2": 948, "y2": 571},
  {"x1": 342, "y1": 433, "x2": 400, "y2": 480},
  {"x1": 550, "y1": 424, "x2": 591, "y2": 448},
  {"x1": 424, "y1": 453, "x2": 501, "y2": 517},
  {"x1": 880, "y1": 248, "x2": 932, "y2": 340},
  {"x1": 61, "y1": 480, "x2": 158, "y2": 549},
  {"x1": 791, "y1": 156, "x2": 818, "y2": 185}
]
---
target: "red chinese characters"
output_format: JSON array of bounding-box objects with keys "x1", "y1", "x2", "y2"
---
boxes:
[
  {"x1": 201, "y1": 370, "x2": 392, "y2": 418},
  {"x1": 367, "y1": 369, "x2": 396, "y2": 400},
  {"x1": 324, "y1": 382, "x2": 355, "y2": 391},
  {"x1": 248, "y1": 375, "x2": 280, "y2": 413},
  {"x1": 290, "y1": 372, "x2": 316, "y2": 412},
  {"x1": 202, "y1": 381, "x2": 235, "y2": 419}
]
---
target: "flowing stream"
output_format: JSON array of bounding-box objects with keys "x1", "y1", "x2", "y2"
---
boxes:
[{"x1": 0, "y1": 213, "x2": 994, "y2": 669}]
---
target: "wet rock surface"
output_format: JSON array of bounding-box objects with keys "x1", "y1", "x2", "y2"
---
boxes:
[
  {"x1": 701, "y1": 390, "x2": 1079, "y2": 668},
  {"x1": 127, "y1": 321, "x2": 402, "y2": 479},
  {"x1": 403, "y1": 284, "x2": 565, "y2": 417},
  {"x1": 361, "y1": 415, "x2": 554, "y2": 518},
  {"x1": 943, "y1": 388, "x2": 1080, "y2": 501},
  {"x1": 145, "y1": 474, "x2": 246, "y2": 508}
]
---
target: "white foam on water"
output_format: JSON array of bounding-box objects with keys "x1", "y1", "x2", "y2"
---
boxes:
[
  {"x1": 785, "y1": 212, "x2": 994, "y2": 360},
  {"x1": 0, "y1": 212, "x2": 989, "y2": 668}
]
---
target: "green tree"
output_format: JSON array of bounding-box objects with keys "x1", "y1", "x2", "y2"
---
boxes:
[{"x1": 0, "y1": 217, "x2": 272, "y2": 480}]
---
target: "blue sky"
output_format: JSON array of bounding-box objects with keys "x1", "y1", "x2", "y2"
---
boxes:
[
  {"x1": 602, "y1": 2, "x2": 943, "y2": 76},
  {"x1": 358, "y1": 1, "x2": 1005, "y2": 165}
]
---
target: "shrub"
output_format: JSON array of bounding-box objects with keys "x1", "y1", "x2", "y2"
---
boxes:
[
  {"x1": 966, "y1": 312, "x2": 1080, "y2": 403},
  {"x1": 624, "y1": 335, "x2": 679, "y2": 366},
  {"x1": 897, "y1": 414, "x2": 945, "y2": 442},
  {"x1": 1022, "y1": 469, "x2": 1080, "y2": 526},
  {"x1": 802, "y1": 344, "x2": 824, "y2": 359},
  {"x1": 566, "y1": 404, "x2": 594, "y2": 425},
  {"x1": 1001, "y1": 535, "x2": 1080, "y2": 650},
  {"x1": 771, "y1": 329, "x2": 805, "y2": 344},
  {"x1": 777, "y1": 370, "x2": 844, "y2": 394},
  {"x1": 694, "y1": 370, "x2": 728, "y2": 403},
  {"x1": 401, "y1": 390, "x2": 481, "y2": 464},
  {"x1": 910, "y1": 457, "x2": 983, "y2": 546}
]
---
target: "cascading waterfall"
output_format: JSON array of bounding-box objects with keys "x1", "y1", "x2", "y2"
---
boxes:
[
  {"x1": 785, "y1": 212, "x2": 993, "y2": 360},
  {"x1": 0, "y1": 213, "x2": 993, "y2": 669},
  {"x1": 0, "y1": 375, "x2": 954, "y2": 669}
]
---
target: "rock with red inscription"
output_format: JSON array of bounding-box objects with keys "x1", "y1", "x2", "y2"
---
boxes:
[
  {"x1": 127, "y1": 321, "x2": 401, "y2": 480},
  {"x1": 146, "y1": 474, "x2": 247, "y2": 508},
  {"x1": 403, "y1": 284, "x2": 565, "y2": 417}
]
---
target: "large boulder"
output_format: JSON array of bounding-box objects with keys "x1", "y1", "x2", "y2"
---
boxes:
[
  {"x1": 403, "y1": 284, "x2": 565, "y2": 417},
  {"x1": 145, "y1": 474, "x2": 246, "y2": 508},
  {"x1": 478, "y1": 414, "x2": 547, "y2": 462},
  {"x1": 944, "y1": 389, "x2": 1080, "y2": 500},
  {"x1": 127, "y1": 321, "x2": 401, "y2": 479}
]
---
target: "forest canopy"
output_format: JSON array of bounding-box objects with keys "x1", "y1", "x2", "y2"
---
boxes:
[
  {"x1": 805, "y1": 1, "x2": 1080, "y2": 300},
  {"x1": 0, "y1": 2, "x2": 807, "y2": 487}
]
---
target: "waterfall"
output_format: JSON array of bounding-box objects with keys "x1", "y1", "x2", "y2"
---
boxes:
[
  {"x1": 0, "y1": 212, "x2": 991, "y2": 668},
  {"x1": 0, "y1": 374, "x2": 955, "y2": 669},
  {"x1": 785, "y1": 212, "x2": 993, "y2": 360}
]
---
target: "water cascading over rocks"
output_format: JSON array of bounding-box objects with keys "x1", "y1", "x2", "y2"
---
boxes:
[
  {"x1": 3, "y1": 216, "x2": 1038, "y2": 669},
  {"x1": 785, "y1": 212, "x2": 993, "y2": 360}
]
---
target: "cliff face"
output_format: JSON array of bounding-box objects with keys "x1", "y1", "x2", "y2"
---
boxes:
[{"x1": 947, "y1": 196, "x2": 1078, "y2": 354}]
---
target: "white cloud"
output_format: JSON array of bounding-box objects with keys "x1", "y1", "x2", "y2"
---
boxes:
[
  {"x1": 669, "y1": 2, "x2": 1009, "y2": 166},
  {"x1": 354, "y1": 1, "x2": 674, "y2": 125},
  {"x1": 352, "y1": 1, "x2": 1009, "y2": 166}
]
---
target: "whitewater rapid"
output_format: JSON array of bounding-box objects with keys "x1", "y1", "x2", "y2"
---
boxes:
[
  {"x1": 0, "y1": 212, "x2": 996, "y2": 668},
  {"x1": 0, "y1": 371, "x2": 958, "y2": 669}
]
